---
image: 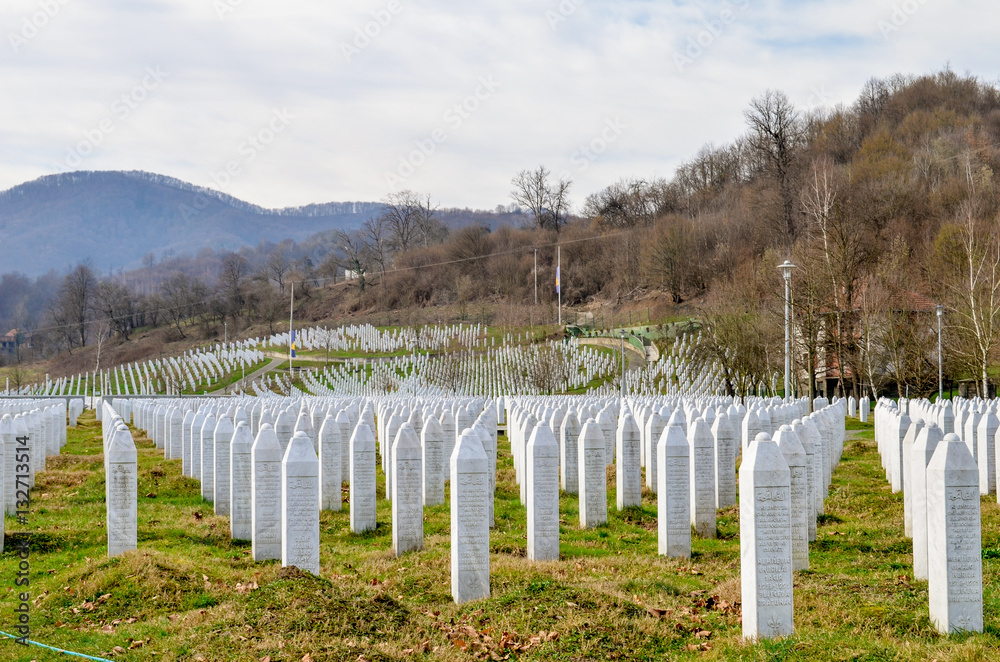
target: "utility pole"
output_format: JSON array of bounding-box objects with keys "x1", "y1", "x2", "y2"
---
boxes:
[
  {"x1": 557, "y1": 245, "x2": 562, "y2": 326},
  {"x1": 533, "y1": 248, "x2": 538, "y2": 305}
]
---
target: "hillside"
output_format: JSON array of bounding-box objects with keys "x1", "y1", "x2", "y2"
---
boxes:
[{"x1": 0, "y1": 171, "x2": 382, "y2": 276}]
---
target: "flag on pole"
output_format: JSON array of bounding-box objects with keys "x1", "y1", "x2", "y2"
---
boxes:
[
  {"x1": 291, "y1": 329, "x2": 296, "y2": 358},
  {"x1": 556, "y1": 265, "x2": 560, "y2": 293}
]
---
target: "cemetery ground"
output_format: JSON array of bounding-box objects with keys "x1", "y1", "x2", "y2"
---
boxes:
[{"x1": 3, "y1": 416, "x2": 1000, "y2": 661}]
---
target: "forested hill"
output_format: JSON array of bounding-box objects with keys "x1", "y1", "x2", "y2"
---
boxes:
[{"x1": 0, "y1": 171, "x2": 382, "y2": 276}]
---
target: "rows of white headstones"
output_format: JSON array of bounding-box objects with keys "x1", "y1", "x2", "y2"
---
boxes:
[
  {"x1": 18, "y1": 342, "x2": 264, "y2": 398},
  {"x1": 96, "y1": 391, "x2": 848, "y2": 624},
  {"x1": 287, "y1": 341, "x2": 619, "y2": 398},
  {"x1": 0, "y1": 399, "x2": 73, "y2": 553},
  {"x1": 264, "y1": 323, "x2": 487, "y2": 355},
  {"x1": 99, "y1": 394, "x2": 496, "y2": 603},
  {"x1": 874, "y1": 396, "x2": 986, "y2": 634}
]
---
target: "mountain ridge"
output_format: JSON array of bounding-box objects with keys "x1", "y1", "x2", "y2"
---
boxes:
[{"x1": 0, "y1": 170, "x2": 384, "y2": 276}]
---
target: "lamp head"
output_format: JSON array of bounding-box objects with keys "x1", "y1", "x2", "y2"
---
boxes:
[{"x1": 777, "y1": 260, "x2": 796, "y2": 280}]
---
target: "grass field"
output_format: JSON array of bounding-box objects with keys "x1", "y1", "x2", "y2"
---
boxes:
[{"x1": 2, "y1": 414, "x2": 1000, "y2": 661}]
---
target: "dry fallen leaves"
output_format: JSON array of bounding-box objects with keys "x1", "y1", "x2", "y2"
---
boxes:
[
  {"x1": 235, "y1": 580, "x2": 260, "y2": 595},
  {"x1": 429, "y1": 611, "x2": 558, "y2": 659}
]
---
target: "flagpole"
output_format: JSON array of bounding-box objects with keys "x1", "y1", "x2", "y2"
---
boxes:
[
  {"x1": 557, "y1": 245, "x2": 562, "y2": 327},
  {"x1": 289, "y1": 281, "x2": 294, "y2": 374}
]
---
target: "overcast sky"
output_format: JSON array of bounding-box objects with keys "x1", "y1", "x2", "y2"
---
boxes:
[{"x1": 1, "y1": 0, "x2": 997, "y2": 211}]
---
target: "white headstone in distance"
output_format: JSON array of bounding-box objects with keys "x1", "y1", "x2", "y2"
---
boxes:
[
  {"x1": 230, "y1": 422, "x2": 253, "y2": 540},
  {"x1": 902, "y1": 417, "x2": 923, "y2": 538},
  {"x1": 657, "y1": 422, "x2": 690, "y2": 558},
  {"x1": 168, "y1": 407, "x2": 183, "y2": 460},
  {"x1": 336, "y1": 410, "x2": 352, "y2": 481},
  {"x1": 689, "y1": 417, "x2": 716, "y2": 539},
  {"x1": 251, "y1": 424, "x2": 282, "y2": 561},
  {"x1": 350, "y1": 423, "x2": 377, "y2": 534},
  {"x1": 318, "y1": 413, "x2": 342, "y2": 511},
  {"x1": 392, "y1": 423, "x2": 424, "y2": 556},
  {"x1": 774, "y1": 424, "x2": 809, "y2": 571},
  {"x1": 977, "y1": 407, "x2": 997, "y2": 495},
  {"x1": 615, "y1": 413, "x2": 642, "y2": 510},
  {"x1": 200, "y1": 413, "x2": 217, "y2": 502},
  {"x1": 526, "y1": 423, "x2": 560, "y2": 561},
  {"x1": 421, "y1": 416, "x2": 445, "y2": 506},
  {"x1": 927, "y1": 433, "x2": 983, "y2": 634},
  {"x1": 578, "y1": 420, "x2": 607, "y2": 528},
  {"x1": 282, "y1": 431, "x2": 320, "y2": 575},
  {"x1": 107, "y1": 426, "x2": 138, "y2": 557},
  {"x1": 912, "y1": 422, "x2": 944, "y2": 581},
  {"x1": 740, "y1": 432, "x2": 793, "y2": 640},
  {"x1": 214, "y1": 416, "x2": 235, "y2": 516},
  {"x1": 559, "y1": 411, "x2": 580, "y2": 494},
  {"x1": 451, "y1": 428, "x2": 490, "y2": 604},
  {"x1": 644, "y1": 412, "x2": 664, "y2": 493},
  {"x1": 712, "y1": 412, "x2": 737, "y2": 509}
]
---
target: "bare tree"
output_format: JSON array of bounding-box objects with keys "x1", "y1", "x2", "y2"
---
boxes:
[
  {"x1": 55, "y1": 262, "x2": 97, "y2": 349},
  {"x1": 745, "y1": 90, "x2": 803, "y2": 240},
  {"x1": 94, "y1": 279, "x2": 139, "y2": 341},
  {"x1": 217, "y1": 252, "x2": 250, "y2": 322},
  {"x1": 510, "y1": 166, "x2": 573, "y2": 232},
  {"x1": 363, "y1": 216, "x2": 390, "y2": 281},
  {"x1": 160, "y1": 272, "x2": 207, "y2": 338},
  {"x1": 335, "y1": 229, "x2": 374, "y2": 292},
  {"x1": 584, "y1": 177, "x2": 665, "y2": 228},
  {"x1": 265, "y1": 250, "x2": 291, "y2": 293},
  {"x1": 379, "y1": 190, "x2": 442, "y2": 252}
]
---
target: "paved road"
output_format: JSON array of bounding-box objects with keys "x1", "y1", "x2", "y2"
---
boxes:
[
  {"x1": 210, "y1": 357, "x2": 284, "y2": 394},
  {"x1": 577, "y1": 337, "x2": 646, "y2": 371}
]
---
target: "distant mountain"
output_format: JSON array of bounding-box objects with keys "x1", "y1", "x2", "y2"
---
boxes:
[{"x1": 0, "y1": 171, "x2": 382, "y2": 276}]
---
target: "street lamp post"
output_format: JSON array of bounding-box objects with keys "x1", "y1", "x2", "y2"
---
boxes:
[
  {"x1": 935, "y1": 303, "x2": 945, "y2": 401},
  {"x1": 778, "y1": 260, "x2": 796, "y2": 403}
]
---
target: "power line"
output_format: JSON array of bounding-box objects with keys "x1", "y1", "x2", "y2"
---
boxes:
[{"x1": 20, "y1": 229, "x2": 632, "y2": 338}]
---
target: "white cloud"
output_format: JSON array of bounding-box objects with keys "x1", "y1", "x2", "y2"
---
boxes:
[{"x1": 0, "y1": 0, "x2": 998, "y2": 212}]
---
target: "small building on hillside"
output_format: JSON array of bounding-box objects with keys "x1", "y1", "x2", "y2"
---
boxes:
[{"x1": 0, "y1": 329, "x2": 29, "y2": 354}]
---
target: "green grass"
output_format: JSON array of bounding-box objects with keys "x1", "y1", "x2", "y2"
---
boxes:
[{"x1": 4, "y1": 416, "x2": 1000, "y2": 660}]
